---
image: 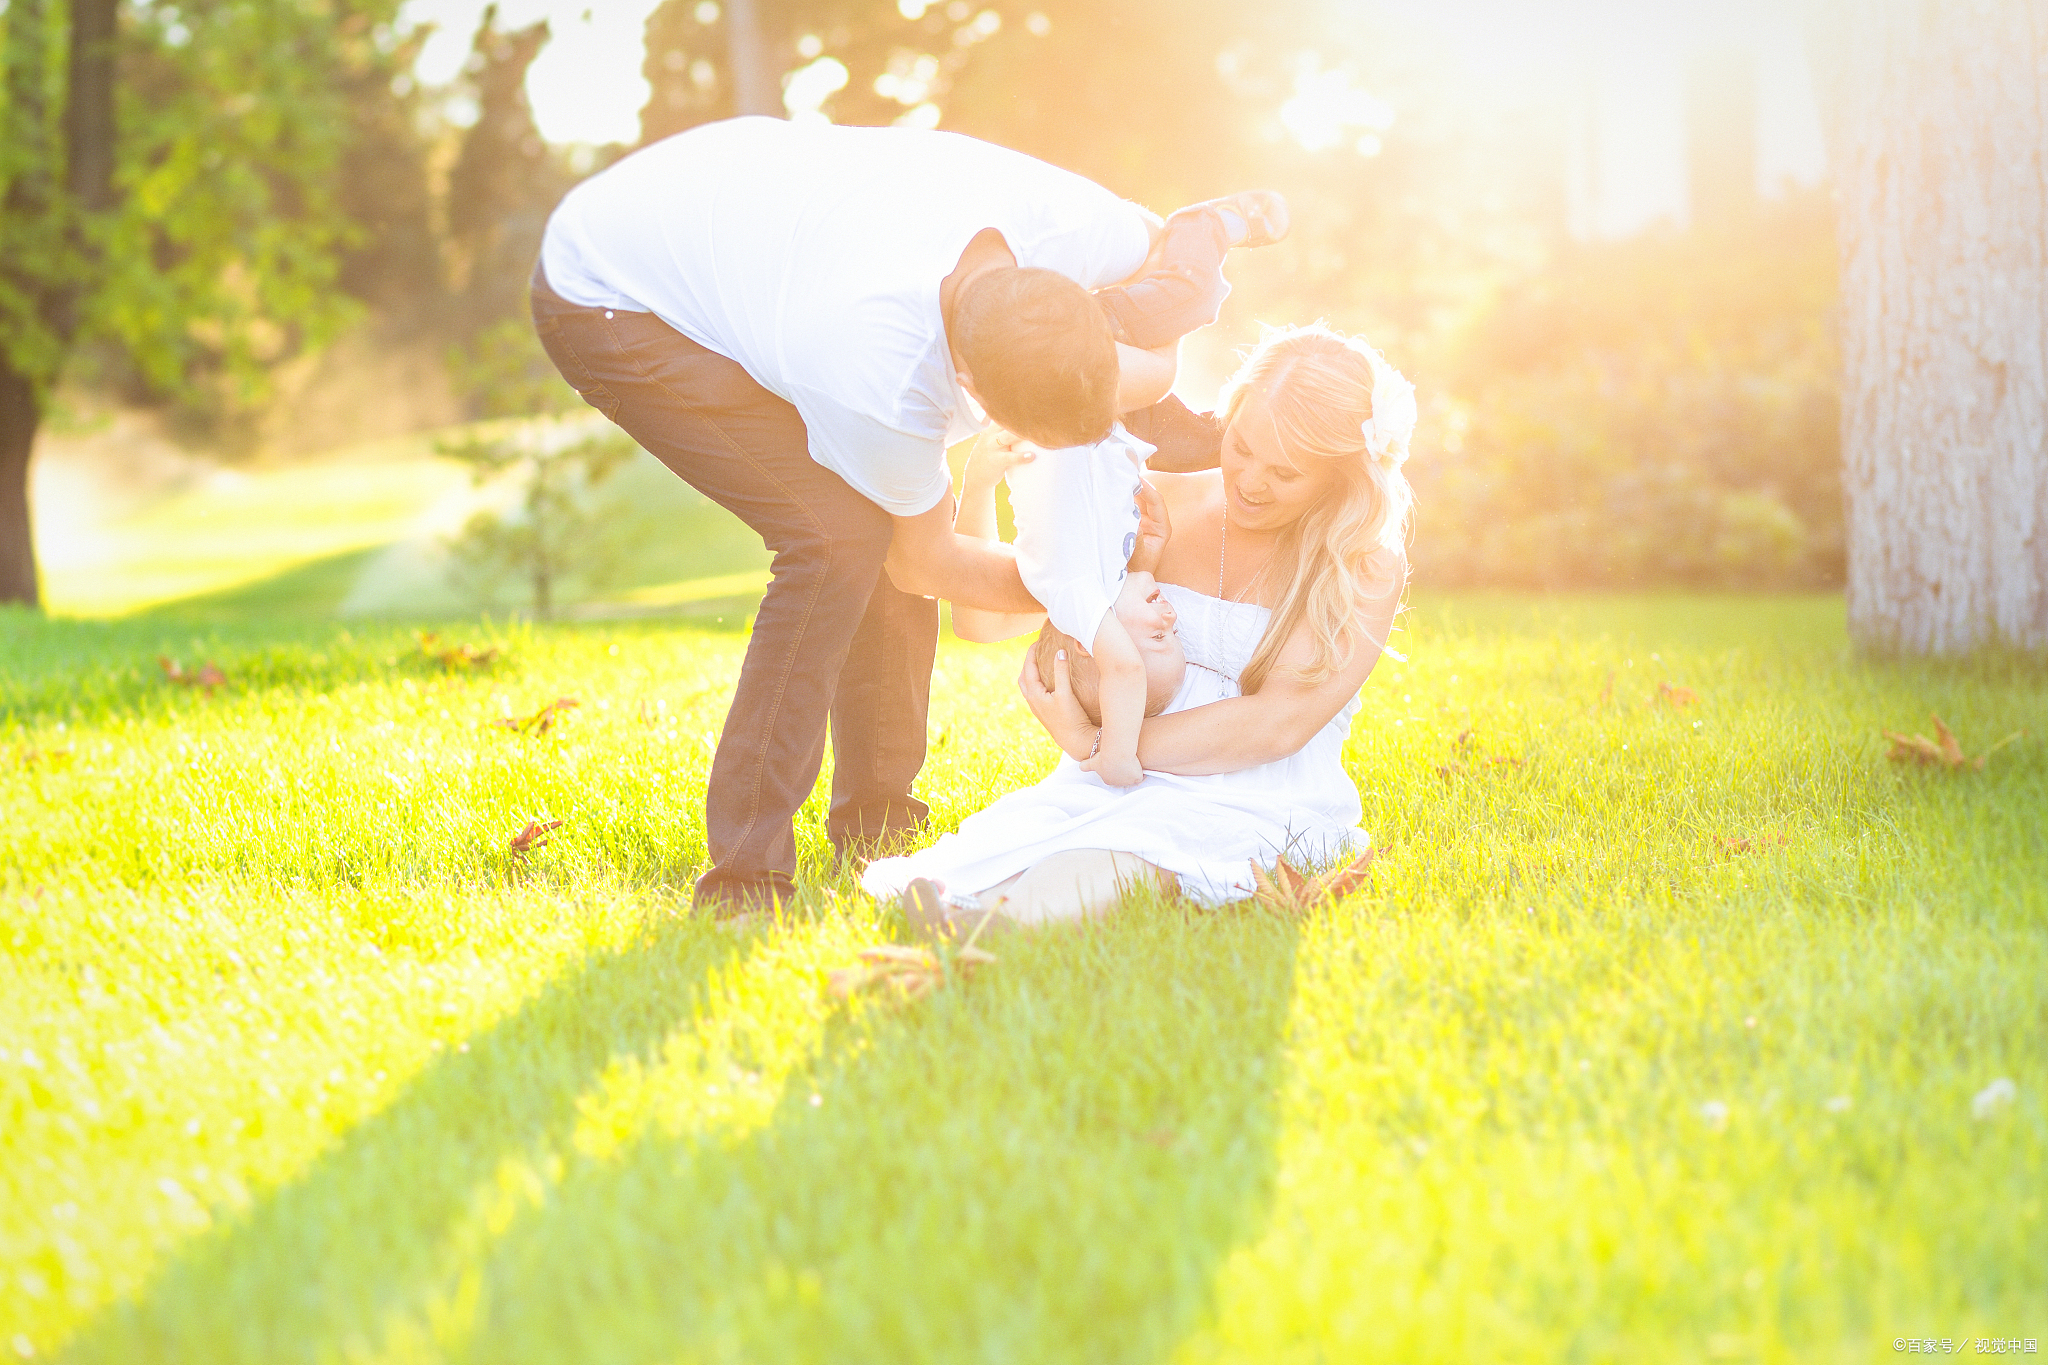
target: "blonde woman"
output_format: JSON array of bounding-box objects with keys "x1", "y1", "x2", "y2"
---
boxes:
[{"x1": 861, "y1": 323, "x2": 1415, "y2": 931}]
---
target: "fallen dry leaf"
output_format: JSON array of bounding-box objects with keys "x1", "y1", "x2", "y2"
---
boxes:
[
  {"x1": 827, "y1": 942, "x2": 996, "y2": 1005},
  {"x1": 413, "y1": 630, "x2": 500, "y2": 672},
  {"x1": 16, "y1": 746, "x2": 75, "y2": 770},
  {"x1": 1436, "y1": 728, "x2": 1521, "y2": 779},
  {"x1": 1718, "y1": 832, "x2": 1789, "y2": 855},
  {"x1": 159, "y1": 656, "x2": 227, "y2": 690},
  {"x1": 492, "y1": 697, "x2": 580, "y2": 736},
  {"x1": 1252, "y1": 849, "x2": 1379, "y2": 913},
  {"x1": 509, "y1": 818, "x2": 564, "y2": 855},
  {"x1": 1659, "y1": 682, "x2": 1700, "y2": 708},
  {"x1": 1883, "y1": 714, "x2": 2024, "y2": 771}
]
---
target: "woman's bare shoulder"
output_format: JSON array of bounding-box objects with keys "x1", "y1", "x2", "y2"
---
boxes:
[{"x1": 1146, "y1": 468, "x2": 1220, "y2": 505}]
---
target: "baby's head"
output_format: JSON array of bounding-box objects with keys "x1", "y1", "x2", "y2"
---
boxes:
[{"x1": 1030, "y1": 583, "x2": 1185, "y2": 725}]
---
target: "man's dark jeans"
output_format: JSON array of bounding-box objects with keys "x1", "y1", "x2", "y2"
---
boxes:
[{"x1": 531, "y1": 268, "x2": 935, "y2": 913}]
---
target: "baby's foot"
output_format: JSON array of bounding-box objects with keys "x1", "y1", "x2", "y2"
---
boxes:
[{"x1": 1200, "y1": 190, "x2": 1290, "y2": 248}]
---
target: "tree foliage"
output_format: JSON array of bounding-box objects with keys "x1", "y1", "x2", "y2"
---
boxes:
[{"x1": 1418, "y1": 191, "x2": 1842, "y2": 589}]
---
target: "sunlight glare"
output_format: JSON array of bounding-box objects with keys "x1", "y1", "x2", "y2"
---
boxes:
[
  {"x1": 1280, "y1": 58, "x2": 1395, "y2": 156},
  {"x1": 784, "y1": 56, "x2": 851, "y2": 123}
]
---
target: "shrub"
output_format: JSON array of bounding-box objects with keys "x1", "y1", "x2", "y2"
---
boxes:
[{"x1": 1416, "y1": 190, "x2": 1841, "y2": 590}]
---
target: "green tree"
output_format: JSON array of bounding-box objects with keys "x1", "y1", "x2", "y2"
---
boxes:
[
  {"x1": 440, "y1": 424, "x2": 638, "y2": 616},
  {"x1": 0, "y1": 0, "x2": 408, "y2": 608}
]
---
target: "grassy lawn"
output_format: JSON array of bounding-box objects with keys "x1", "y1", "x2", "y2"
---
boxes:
[{"x1": 2, "y1": 593, "x2": 2044, "y2": 1363}]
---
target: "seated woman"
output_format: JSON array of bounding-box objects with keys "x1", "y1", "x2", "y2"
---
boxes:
[{"x1": 861, "y1": 322, "x2": 1416, "y2": 931}]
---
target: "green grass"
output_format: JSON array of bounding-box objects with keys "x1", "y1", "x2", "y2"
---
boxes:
[
  {"x1": 2, "y1": 594, "x2": 2044, "y2": 1363},
  {"x1": 43, "y1": 432, "x2": 774, "y2": 622}
]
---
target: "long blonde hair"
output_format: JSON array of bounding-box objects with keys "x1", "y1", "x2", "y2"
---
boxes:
[{"x1": 1221, "y1": 324, "x2": 1412, "y2": 694}]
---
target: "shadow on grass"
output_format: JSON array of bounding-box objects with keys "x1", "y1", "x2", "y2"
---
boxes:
[
  {"x1": 131, "y1": 546, "x2": 389, "y2": 622},
  {"x1": 1, "y1": 567, "x2": 760, "y2": 730},
  {"x1": 55, "y1": 917, "x2": 748, "y2": 1364},
  {"x1": 57, "y1": 907, "x2": 1303, "y2": 1365}
]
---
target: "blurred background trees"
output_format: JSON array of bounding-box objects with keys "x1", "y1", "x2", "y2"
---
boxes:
[{"x1": 6, "y1": 0, "x2": 1854, "y2": 610}]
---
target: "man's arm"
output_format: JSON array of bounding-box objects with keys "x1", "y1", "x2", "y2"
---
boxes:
[
  {"x1": 949, "y1": 430, "x2": 1051, "y2": 642},
  {"x1": 884, "y1": 497, "x2": 1043, "y2": 613}
]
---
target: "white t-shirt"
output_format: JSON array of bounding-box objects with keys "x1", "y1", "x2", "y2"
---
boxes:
[
  {"x1": 1006, "y1": 425, "x2": 1154, "y2": 643},
  {"x1": 541, "y1": 117, "x2": 1155, "y2": 516}
]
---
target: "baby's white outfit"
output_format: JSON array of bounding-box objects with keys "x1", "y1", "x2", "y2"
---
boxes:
[{"x1": 1005, "y1": 425, "x2": 1156, "y2": 644}]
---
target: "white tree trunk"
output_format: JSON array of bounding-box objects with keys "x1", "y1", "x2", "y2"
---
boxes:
[{"x1": 1814, "y1": 0, "x2": 2048, "y2": 653}]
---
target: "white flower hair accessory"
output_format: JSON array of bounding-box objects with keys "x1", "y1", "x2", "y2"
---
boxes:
[{"x1": 1358, "y1": 347, "x2": 1417, "y2": 465}]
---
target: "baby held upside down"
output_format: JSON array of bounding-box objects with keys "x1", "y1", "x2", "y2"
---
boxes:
[{"x1": 1029, "y1": 571, "x2": 1185, "y2": 787}]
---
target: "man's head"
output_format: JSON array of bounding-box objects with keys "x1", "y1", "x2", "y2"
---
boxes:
[{"x1": 952, "y1": 267, "x2": 1118, "y2": 449}]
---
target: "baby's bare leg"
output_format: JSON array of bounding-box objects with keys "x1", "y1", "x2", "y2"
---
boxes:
[{"x1": 975, "y1": 849, "x2": 1172, "y2": 926}]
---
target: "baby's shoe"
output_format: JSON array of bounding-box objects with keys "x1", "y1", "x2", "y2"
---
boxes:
[{"x1": 1193, "y1": 190, "x2": 1290, "y2": 248}]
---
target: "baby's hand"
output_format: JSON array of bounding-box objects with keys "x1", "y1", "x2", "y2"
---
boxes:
[
  {"x1": 1081, "y1": 749, "x2": 1144, "y2": 788},
  {"x1": 963, "y1": 426, "x2": 1038, "y2": 491}
]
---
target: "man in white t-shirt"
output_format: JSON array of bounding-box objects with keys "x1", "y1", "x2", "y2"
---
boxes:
[{"x1": 531, "y1": 116, "x2": 1191, "y2": 916}]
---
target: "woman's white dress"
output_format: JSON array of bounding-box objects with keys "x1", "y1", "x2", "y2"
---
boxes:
[{"x1": 861, "y1": 583, "x2": 1371, "y2": 909}]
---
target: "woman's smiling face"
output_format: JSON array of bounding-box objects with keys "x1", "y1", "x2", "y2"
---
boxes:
[{"x1": 1221, "y1": 383, "x2": 1339, "y2": 533}]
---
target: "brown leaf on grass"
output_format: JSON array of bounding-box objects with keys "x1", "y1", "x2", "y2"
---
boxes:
[
  {"x1": 509, "y1": 818, "x2": 564, "y2": 855},
  {"x1": 826, "y1": 942, "x2": 996, "y2": 1005},
  {"x1": 492, "y1": 697, "x2": 579, "y2": 736},
  {"x1": 1659, "y1": 682, "x2": 1700, "y2": 708},
  {"x1": 1719, "y1": 831, "x2": 1789, "y2": 855},
  {"x1": 1883, "y1": 714, "x2": 2025, "y2": 771},
  {"x1": 1307, "y1": 850, "x2": 1379, "y2": 902},
  {"x1": 413, "y1": 630, "x2": 500, "y2": 672},
  {"x1": 159, "y1": 656, "x2": 226, "y2": 690},
  {"x1": 16, "y1": 746, "x2": 75, "y2": 770},
  {"x1": 1437, "y1": 729, "x2": 1520, "y2": 780},
  {"x1": 1253, "y1": 849, "x2": 1378, "y2": 912}
]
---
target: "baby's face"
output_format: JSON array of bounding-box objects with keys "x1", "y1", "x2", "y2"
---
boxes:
[{"x1": 1115, "y1": 577, "x2": 1186, "y2": 712}]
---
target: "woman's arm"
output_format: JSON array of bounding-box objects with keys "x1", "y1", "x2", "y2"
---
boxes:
[{"x1": 1018, "y1": 573, "x2": 1404, "y2": 771}]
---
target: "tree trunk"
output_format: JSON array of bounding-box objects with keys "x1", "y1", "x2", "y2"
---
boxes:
[
  {"x1": 66, "y1": 0, "x2": 118, "y2": 215},
  {"x1": 1813, "y1": 0, "x2": 2048, "y2": 653},
  {"x1": 723, "y1": 0, "x2": 781, "y2": 117},
  {"x1": 0, "y1": 367, "x2": 41, "y2": 608},
  {"x1": 0, "y1": 0, "x2": 118, "y2": 609}
]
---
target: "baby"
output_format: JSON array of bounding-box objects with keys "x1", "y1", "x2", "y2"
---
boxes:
[
  {"x1": 1027, "y1": 578, "x2": 1185, "y2": 755},
  {"x1": 1002, "y1": 426, "x2": 1185, "y2": 786}
]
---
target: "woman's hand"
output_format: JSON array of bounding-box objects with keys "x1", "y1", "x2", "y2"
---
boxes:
[
  {"x1": 1127, "y1": 477, "x2": 1171, "y2": 575},
  {"x1": 1017, "y1": 646, "x2": 1098, "y2": 761}
]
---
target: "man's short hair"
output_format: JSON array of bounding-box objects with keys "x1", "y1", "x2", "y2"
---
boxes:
[{"x1": 953, "y1": 267, "x2": 1118, "y2": 448}]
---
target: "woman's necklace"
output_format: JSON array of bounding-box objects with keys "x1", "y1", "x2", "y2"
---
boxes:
[
  {"x1": 1218, "y1": 510, "x2": 1227, "y2": 600},
  {"x1": 1218, "y1": 504, "x2": 1270, "y2": 604}
]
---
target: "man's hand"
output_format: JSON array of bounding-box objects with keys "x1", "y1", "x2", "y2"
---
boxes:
[
  {"x1": 1128, "y1": 478, "x2": 1171, "y2": 575},
  {"x1": 962, "y1": 426, "x2": 1038, "y2": 498}
]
